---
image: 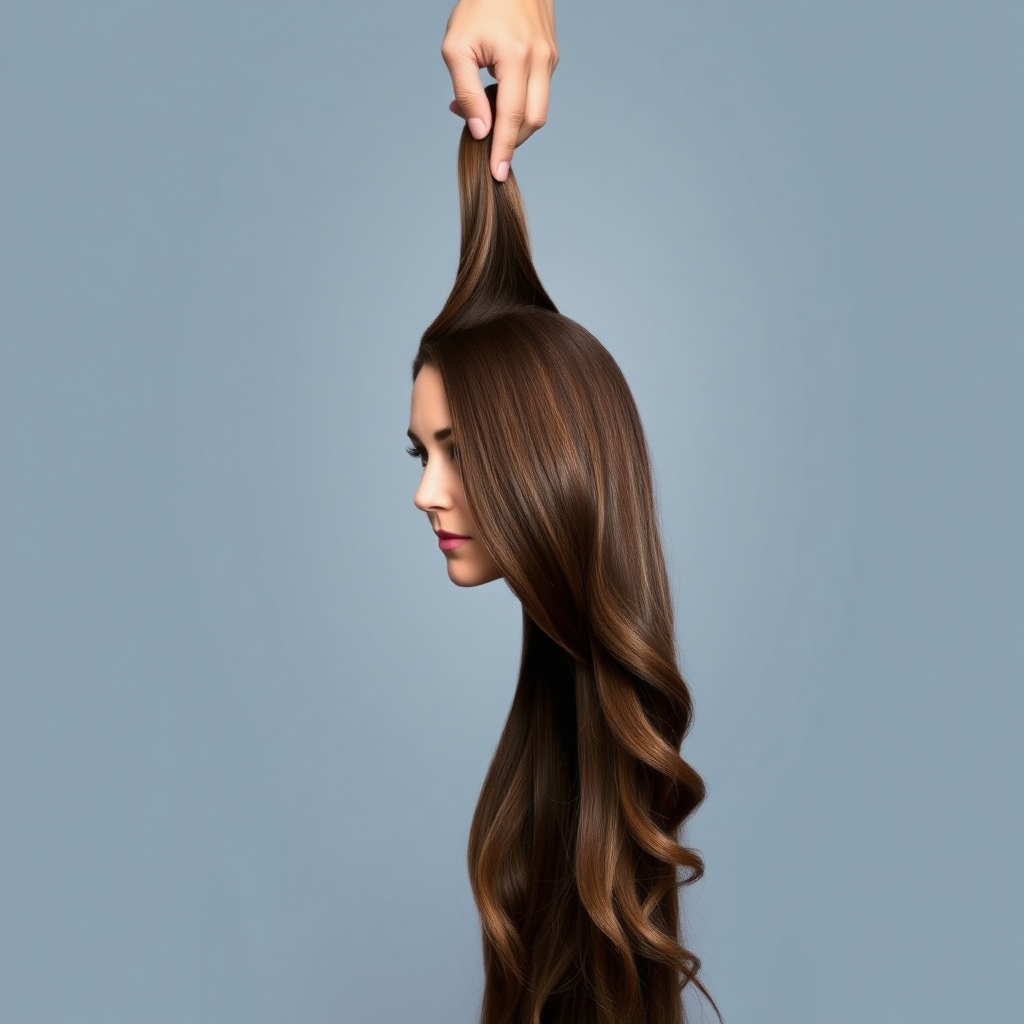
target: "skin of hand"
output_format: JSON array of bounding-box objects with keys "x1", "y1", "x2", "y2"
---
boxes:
[{"x1": 441, "y1": 0, "x2": 558, "y2": 182}]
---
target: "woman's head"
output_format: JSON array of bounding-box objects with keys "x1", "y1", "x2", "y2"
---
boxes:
[{"x1": 413, "y1": 307, "x2": 671, "y2": 660}]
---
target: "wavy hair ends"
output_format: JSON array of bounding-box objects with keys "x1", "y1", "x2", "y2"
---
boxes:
[{"x1": 413, "y1": 84, "x2": 724, "y2": 1024}]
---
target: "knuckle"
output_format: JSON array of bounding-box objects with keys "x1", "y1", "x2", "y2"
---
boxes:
[{"x1": 440, "y1": 38, "x2": 461, "y2": 64}]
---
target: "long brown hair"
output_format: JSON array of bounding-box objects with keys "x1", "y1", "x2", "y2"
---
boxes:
[{"x1": 412, "y1": 86, "x2": 723, "y2": 1024}]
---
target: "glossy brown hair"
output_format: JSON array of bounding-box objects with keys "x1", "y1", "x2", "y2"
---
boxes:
[{"x1": 412, "y1": 86, "x2": 723, "y2": 1024}]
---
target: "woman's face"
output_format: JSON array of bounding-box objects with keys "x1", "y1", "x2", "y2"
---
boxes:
[{"x1": 408, "y1": 364, "x2": 503, "y2": 588}]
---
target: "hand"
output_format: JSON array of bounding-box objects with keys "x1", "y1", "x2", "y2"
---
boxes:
[{"x1": 441, "y1": 0, "x2": 558, "y2": 181}]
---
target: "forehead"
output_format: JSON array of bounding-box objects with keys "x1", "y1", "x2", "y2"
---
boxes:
[{"x1": 409, "y1": 364, "x2": 449, "y2": 433}]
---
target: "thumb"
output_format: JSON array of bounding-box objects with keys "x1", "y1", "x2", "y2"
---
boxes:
[{"x1": 442, "y1": 49, "x2": 491, "y2": 140}]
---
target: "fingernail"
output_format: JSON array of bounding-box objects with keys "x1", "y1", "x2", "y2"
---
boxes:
[
  {"x1": 496, "y1": 160, "x2": 510, "y2": 181},
  {"x1": 467, "y1": 117, "x2": 487, "y2": 139}
]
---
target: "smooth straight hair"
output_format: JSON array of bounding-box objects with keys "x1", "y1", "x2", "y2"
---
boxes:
[{"x1": 412, "y1": 86, "x2": 723, "y2": 1024}]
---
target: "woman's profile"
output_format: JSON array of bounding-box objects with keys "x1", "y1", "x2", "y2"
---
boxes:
[{"x1": 406, "y1": 85, "x2": 722, "y2": 1024}]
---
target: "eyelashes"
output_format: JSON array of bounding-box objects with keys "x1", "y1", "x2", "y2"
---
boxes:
[{"x1": 405, "y1": 443, "x2": 459, "y2": 468}]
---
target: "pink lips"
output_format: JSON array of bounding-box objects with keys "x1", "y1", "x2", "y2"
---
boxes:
[{"x1": 436, "y1": 529, "x2": 470, "y2": 552}]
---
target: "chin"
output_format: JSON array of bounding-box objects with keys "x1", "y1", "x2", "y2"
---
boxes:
[{"x1": 447, "y1": 563, "x2": 503, "y2": 588}]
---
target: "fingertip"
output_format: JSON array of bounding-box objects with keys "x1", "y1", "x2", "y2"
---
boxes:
[
  {"x1": 490, "y1": 136, "x2": 516, "y2": 181},
  {"x1": 467, "y1": 117, "x2": 488, "y2": 140}
]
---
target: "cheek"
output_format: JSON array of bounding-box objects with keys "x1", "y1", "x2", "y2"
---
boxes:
[{"x1": 451, "y1": 478, "x2": 472, "y2": 514}]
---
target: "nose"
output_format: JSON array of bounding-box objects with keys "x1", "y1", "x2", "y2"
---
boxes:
[{"x1": 413, "y1": 458, "x2": 453, "y2": 514}]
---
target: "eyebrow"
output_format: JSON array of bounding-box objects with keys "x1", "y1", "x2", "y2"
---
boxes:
[{"x1": 406, "y1": 426, "x2": 453, "y2": 444}]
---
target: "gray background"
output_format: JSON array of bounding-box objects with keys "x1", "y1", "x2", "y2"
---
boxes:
[{"x1": 1, "y1": 1, "x2": 1020, "y2": 1022}]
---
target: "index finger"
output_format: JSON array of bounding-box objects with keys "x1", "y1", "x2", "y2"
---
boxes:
[{"x1": 491, "y1": 69, "x2": 528, "y2": 182}]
